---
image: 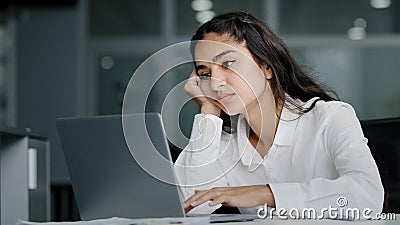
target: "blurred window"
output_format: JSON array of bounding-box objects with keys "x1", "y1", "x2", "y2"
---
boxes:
[
  {"x1": 89, "y1": 0, "x2": 161, "y2": 37},
  {"x1": 176, "y1": 0, "x2": 265, "y2": 35},
  {"x1": 280, "y1": 0, "x2": 400, "y2": 35},
  {"x1": 291, "y1": 46, "x2": 400, "y2": 120}
]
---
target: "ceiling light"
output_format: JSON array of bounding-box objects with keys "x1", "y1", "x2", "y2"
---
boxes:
[
  {"x1": 191, "y1": 0, "x2": 213, "y2": 11},
  {"x1": 195, "y1": 11, "x2": 215, "y2": 24},
  {"x1": 347, "y1": 27, "x2": 366, "y2": 40},
  {"x1": 354, "y1": 18, "x2": 367, "y2": 29},
  {"x1": 100, "y1": 56, "x2": 114, "y2": 70},
  {"x1": 370, "y1": 0, "x2": 391, "y2": 9}
]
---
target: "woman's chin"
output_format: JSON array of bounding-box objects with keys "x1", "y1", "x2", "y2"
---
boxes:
[
  {"x1": 214, "y1": 101, "x2": 244, "y2": 116},
  {"x1": 221, "y1": 106, "x2": 242, "y2": 116}
]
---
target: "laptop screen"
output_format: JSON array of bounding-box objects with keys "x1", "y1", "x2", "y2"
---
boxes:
[{"x1": 57, "y1": 114, "x2": 185, "y2": 220}]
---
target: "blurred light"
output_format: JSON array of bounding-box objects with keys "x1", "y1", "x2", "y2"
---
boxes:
[
  {"x1": 191, "y1": 0, "x2": 213, "y2": 11},
  {"x1": 100, "y1": 56, "x2": 114, "y2": 70},
  {"x1": 347, "y1": 27, "x2": 366, "y2": 40},
  {"x1": 195, "y1": 11, "x2": 215, "y2": 24},
  {"x1": 370, "y1": 0, "x2": 391, "y2": 9},
  {"x1": 354, "y1": 18, "x2": 367, "y2": 29}
]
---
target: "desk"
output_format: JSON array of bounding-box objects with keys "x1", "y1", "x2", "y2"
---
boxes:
[{"x1": 16, "y1": 214, "x2": 400, "y2": 225}]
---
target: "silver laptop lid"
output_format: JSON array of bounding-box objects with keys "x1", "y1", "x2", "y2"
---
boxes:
[{"x1": 56, "y1": 113, "x2": 185, "y2": 220}]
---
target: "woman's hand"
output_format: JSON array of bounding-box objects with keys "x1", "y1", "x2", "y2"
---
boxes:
[
  {"x1": 183, "y1": 185, "x2": 276, "y2": 213},
  {"x1": 184, "y1": 70, "x2": 221, "y2": 116}
]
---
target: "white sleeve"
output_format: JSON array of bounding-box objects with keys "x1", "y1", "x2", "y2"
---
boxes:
[
  {"x1": 269, "y1": 104, "x2": 384, "y2": 219},
  {"x1": 174, "y1": 114, "x2": 228, "y2": 214}
]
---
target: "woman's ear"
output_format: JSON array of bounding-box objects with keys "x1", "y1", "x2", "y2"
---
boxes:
[{"x1": 263, "y1": 65, "x2": 273, "y2": 80}]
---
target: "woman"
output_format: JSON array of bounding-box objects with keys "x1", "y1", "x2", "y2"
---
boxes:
[{"x1": 174, "y1": 11, "x2": 384, "y2": 219}]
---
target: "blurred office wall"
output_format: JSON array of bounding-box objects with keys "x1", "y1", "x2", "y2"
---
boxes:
[{"x1": 0, "y1": 0, "x2": 399, "y2": 220}]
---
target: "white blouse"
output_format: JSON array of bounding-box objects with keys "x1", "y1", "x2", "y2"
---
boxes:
[{"x1": 174, "y1": 98, "x2": 384, "y2": 217}]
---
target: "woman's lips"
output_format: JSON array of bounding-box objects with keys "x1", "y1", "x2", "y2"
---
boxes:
[{"x1": 216, "y1": 93, "x2": 235, "y2": 103}]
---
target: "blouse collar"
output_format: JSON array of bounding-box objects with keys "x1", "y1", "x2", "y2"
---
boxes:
[{"x1": 234, "y1": 96, "x2": 318, "y2": 167}]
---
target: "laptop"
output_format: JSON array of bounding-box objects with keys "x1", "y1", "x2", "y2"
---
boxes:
[{"x1": 56, "y1": 113, "x2": 258, "y2": 222}]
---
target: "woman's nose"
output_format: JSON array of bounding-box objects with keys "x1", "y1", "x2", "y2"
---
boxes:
[{"x1": 210, "y1": 68, "x2": 226, "y2": 91}]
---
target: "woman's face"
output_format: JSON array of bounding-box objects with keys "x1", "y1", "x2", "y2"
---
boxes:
[{"x1": 194, "y1": 33, "x2": 273, "y2": 115}]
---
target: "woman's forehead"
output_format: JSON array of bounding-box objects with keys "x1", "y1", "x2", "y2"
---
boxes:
[
  {"x1": 202, "y1": 32, "x2": 236, "y2": 42},
  {"x1": 193, "y1": 34, "x2": 249, "y2": 61}
]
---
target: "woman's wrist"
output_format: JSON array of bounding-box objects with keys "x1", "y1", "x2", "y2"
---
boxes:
[
  {"x1": 200, "y1": 103, "x2": 221, "y2": 117},
  {"x1": 265, "y1": 184, "x2": 276, "y2": 208}
]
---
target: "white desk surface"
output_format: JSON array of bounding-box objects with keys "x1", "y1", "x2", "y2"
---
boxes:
[{"x1": 16, "y1": 214, "x2": 400, "y2": 225}]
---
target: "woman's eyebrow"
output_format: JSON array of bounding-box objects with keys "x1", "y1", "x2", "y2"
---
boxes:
[
  {"x1": 212, "y1": 50, "x2": 236, "y2": 62},
  {"x1": 194, "y1": 50, "x2": 236, "y2": 73}
]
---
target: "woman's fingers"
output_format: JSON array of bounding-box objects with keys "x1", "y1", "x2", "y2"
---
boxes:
[
  {"x1": 183, "y1": 185, "x2": 275, "y2": 213},
  {"x1": 184, "y1": 204, "x2": 194, "y2": 213},
  {"x1": 184, "y1": 71, "x2": 212, "y2": 103},
  {"x1": 188, "y1": 188, "x2": 230, "y2": 207},
  {"x1": 183, "y1": 189, "x2": 207, "y2": 208},
  {"x1": 184, "y1": 71, "x2": 203, "y2": 98},
  {"x1": 209, "y1": 194, "x2": 236, "y2": 207},
  {"x1": 183, "y1": 188, "x2": 230, "y2": 213},
  {"x1": 184, "y1": 70, "x2": 222, "y2": 116}
]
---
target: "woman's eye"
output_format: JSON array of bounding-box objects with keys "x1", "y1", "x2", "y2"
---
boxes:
[
  {"x1": 222, "y1": 60, "x2": 235, "y2": 68},
  {"x1": 198, "y1": 73, "x2": 211, "y2": 80}
]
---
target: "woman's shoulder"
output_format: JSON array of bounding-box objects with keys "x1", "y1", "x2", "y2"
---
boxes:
[
  {"x1": 313, "y1": 99, "x2": 354, "y2": 114},
  {"x1": 309, "y1": 99, "x2": 358, "y2": 126},
  {"x1": 287, "y1": 96, "x2": 355, "y2": 119}
]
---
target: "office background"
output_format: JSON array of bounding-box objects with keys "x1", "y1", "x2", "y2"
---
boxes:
[{"x1": 0, "y1": 0, "x2": 399, "y2": 221}]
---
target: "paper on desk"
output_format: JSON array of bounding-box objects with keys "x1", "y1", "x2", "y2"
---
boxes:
[
  {"x1": 16, "y1": 217, "x2": 138, "y2": 225},
  {"x1": 16, "y1": 216, "x2": 209, "y2": 225}
]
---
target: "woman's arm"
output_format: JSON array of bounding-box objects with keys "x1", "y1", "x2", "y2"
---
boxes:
[
  {"x1": 269, "y1": 104, "x2": 384, "y2": 219},
  {"x1": 181, "y1": 104, "x2": 384, "y2": 219},
  {"x1": 174, "y1": 113, "x2": 228, "y2": 214}
]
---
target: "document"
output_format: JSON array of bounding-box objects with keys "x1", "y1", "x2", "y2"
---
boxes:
[{"x1": 17, "y1": 216, "x2": 209, "y2": 225}]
